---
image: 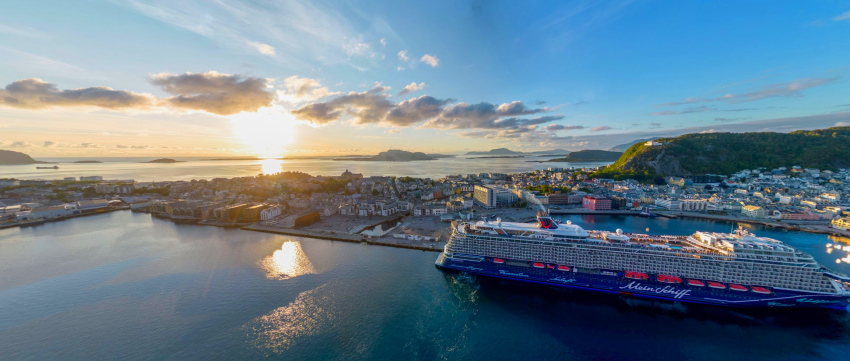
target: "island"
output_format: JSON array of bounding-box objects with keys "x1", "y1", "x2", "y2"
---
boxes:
[
  {"x1": 73, "y1": 160, "x2": 103, "y2": 163},
  {"x1": 334, "y1": 149, "x2": 438, "y2": 162},
  {"x1": 465, "y1": 148, "x2": 523, "y2": 156},
  {"x1": 548, "y1": 150, "x2": 623, "y2": 162},
  {"x1": 0, "y1": 149, "x2": 45, "y2": 165},
  {"x1": 144, "y1": 158, "x2": 185, "y2": 163}
]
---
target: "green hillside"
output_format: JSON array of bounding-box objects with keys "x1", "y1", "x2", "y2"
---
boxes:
[{"x1": 595, "y1": 126, "x2": 850, "y2": 180}]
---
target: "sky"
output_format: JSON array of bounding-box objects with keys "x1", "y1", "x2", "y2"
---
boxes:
[{"x1": 1, "y1": 0, "x2": 849, "y2": 157}]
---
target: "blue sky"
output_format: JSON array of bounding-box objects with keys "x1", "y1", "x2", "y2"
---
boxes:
[{"x1": 1, "y1": 0, "x2": 849, "y2": 156}]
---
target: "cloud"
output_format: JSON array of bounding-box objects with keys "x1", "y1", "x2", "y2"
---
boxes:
[
  {"x1": 291, "y1": 87, "x2": 561, "y2": 134},
  {"x1": 649, "y1": 122, "x2": 662, "y2": 129},
  {"x1": 149, "y1": 71, "x2": 274, "y2": 115},
  {"x1": 836, "y1": 122, "x2": 850, "y2": 127},
  {"x1": 574, "y1": 101, "x2": 589, "y2": 106},
  {"x1": 699, "y1": 129, "x2": 717, "y2": 134},
  {"x1": 397, "y1": 50, "x2": 408, "y2": 61},
  {"x1": 657, "y1": 77, "x2": 838, "y2": 107},
  {"x1": 420, "y1": 54, "x2": 439, "y2": 67},
  {"x1": 385, "y1": 96, "x2": 453, "y2": 126},
  {"x1": 279, "y1": 76, "x2": 338, "y2": 101},
  {"x1": 396, "y1": 66, "x2": 405, "y2": 71},
  {"x1": 380, "y1": 38, "x2": 386, "y2": 46},
  {"x1": 591, "y1": 126, "x2": 613, "y2": 132},
  {"x1": 9, "y1": 141, "x2": 33, "y2": 147},
  {"x1": 247, "y1": 41, "x2": 275, "y2": 55},
  {"x1": 290, "y1": 85, "x2": 395, "y2": 125},
  {"x1": 0, "y1": 78, "x2": 155, "y2": 111},
  {"x1": 714, "y1": 117, "x2": 747, "y2": 122},
  {"x1": 423, "y1": 101, "x2": 547, "y2": 129},
  {"x1": 387, "y1": 129, "x2": 400, "y2": 133},
  {"x1": 397, "y1": 82, "x2": 425, "y2": 97},
  {"x1": 544, "y1": 124, "x2": 586, "y2": 132},
  {"x1": 651, "y1": 106, "x2": 717, "y2": 116},
  {"x1": 43, "y1": 141, "x2": 56, "y2": 147},
  {"x1": 835, "y1": 11, "x2": 850, "y2": 21}
]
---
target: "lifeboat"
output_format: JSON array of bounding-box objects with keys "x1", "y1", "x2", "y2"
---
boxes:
[
  {"x1": 532, "y1": 262, "x2": 545, "y2": 269},
  {"x1": 492, "y1": 258, "x2": 505, "y2": 264},
  {"x1": 547, "y1": 264, "x2": 555, "y2": 269},
  {"x1": 751, "y1": 286, "x2": 771, "y2": 294},
  {"x1": 708, "y1": 281, "x2": 726, "y2": 289},
  {"x1": 687, "y1": 279, "x2": 705, "y2": 287},
  {"x1": 657, "y1": 274, "x2": 683, "y2": 284},
  {"x1": 625, "y1": 271, "x2": 649, "y2": 280},
  {"x1": 729, "y1": 284, "x2": 748, "y2": 292},
  {"x1": 557, "y1": 265, "x2": 571, "y2": 271}
]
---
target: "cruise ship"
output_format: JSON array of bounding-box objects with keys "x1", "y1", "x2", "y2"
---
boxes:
[{"x1": 435, "y1": 212, "x2": 850, "y2": 309}]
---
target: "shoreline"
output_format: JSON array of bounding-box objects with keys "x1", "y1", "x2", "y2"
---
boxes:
[{"x1": 243, "y1": 224, "x2": 443, "y2": 252}]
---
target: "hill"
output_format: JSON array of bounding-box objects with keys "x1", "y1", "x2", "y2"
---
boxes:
[
  {"x1": 338, "y1": 149, "x2": 436, "y2": 162},
  {"x1": 0, "y1": 149, "x2": 44, "y2": 165},
  {"x1": 599, "y1": 126, "x2": 850, "y2": 178},
  {"x1": 549, "y1": 150, "x2": 622, "y2": 162},
  {"x1": 609, "y1": 138, "x2": 653, "y2": 152},
  {"x1": 465, "y1": 148, "x2": 522, "y2": 155},
  {"x1": 144, "y1": 158, "x2": 184, "y2": 163}
]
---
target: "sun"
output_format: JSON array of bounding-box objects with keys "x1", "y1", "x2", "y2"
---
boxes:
[{"x1": 229, "y1": 106, "x2": 296, "y2": 158}]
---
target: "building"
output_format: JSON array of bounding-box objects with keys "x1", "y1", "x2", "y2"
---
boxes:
[
  {"x1": 833, "y1": 218, "x2": 850, "y2": 230},
  {"x1": 741, "y1": 205, "x2": 766, "y2": 218},
  {"x1": 80, "y1": 176, "x2": 103, "y2": 181},
  {"x1": 645, "y1": 141, "x2": 662, "y2": 146},
  {"x1": 473, "y1": 185, "x2": 516, "y2": 209},
  {"x1": 260, "y1": 206, "x2": 282, "y2": 220},
  {"x1": 582, "y1": 196, "x2": 612, "y2": 211}
]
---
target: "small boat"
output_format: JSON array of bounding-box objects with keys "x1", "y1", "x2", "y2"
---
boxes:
[
  {"x1": 625, "y1": 271, "x2": 649, "y2": 280},
  {"x1": 532, "y1": 262, "x2": 545, "y2": 269},
  {"x1": 639, "y1": 208, "x2": 657, "y2": 218},
  {"x1": 729, "y1": 284, "x2": 748, "y2": 292},
  {"x1": 708, "y1": 281, "x2": 726, "y2": 289},
  {"x1": 492, "y1": 258, "x2": 505, "y2": 264},
  {"x1": 557, "y1": 265, "x2": 570, "y2": 271},
  {"x1": 36, "y1": 166, "x2": 59, "y2": 169},
  {"x1": 751, "y1": 286, "x2": 771, "y2": 294},
  {"x1": 687, "y1": 279, "x2": 705, "y2": 287},
  {"x1": 657, "y1": 274, "x2": 683, "y2": 284}
]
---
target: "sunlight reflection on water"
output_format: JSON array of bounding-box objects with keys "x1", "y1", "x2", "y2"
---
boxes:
[{"x1": 259, "y1": 241, "x2": 316, "y2": 280}]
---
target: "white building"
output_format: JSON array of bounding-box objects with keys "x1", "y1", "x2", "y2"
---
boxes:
[{"x1": 474, "y1": 185, "x2": 517, "y2": 209}]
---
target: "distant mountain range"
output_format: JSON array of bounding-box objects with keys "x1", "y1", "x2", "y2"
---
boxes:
[
  {"x1": 601, "y1": 126, "x2": 850, "y2": 176},
  {"x1": 465, "y1": 148, "x2": 570, "y2": 156},
  {"x1": 548, "y1": 150, "x2": 623, "y2": 163},
  {"x1": 0, "y1": 150, "x2": 45, "y2": 165},
  {"x1": 336, "y1": 149, "x2": 440, "y2": 162}
]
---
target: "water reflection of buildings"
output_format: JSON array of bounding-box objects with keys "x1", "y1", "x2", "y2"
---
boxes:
[{"x1": 260, "y1": 241, "x2": 316, "y2": 280}]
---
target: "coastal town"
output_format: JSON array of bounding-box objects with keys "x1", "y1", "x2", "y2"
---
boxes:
[{"x1": 3, "y1": 164, "x2": 850, "y2": 251}]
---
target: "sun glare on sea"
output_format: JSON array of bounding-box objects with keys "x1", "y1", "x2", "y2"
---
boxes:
[
  {"x1": 230, "y1": 107, "x2": 296, "y2": 159},
  {"x1": 260, "y1": 241, "x2": 316, "y2": 280}
]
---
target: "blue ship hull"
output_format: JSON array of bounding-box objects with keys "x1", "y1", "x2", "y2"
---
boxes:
[{"x1": 435, "y1": 253, "x2": 850, "y2": 310}]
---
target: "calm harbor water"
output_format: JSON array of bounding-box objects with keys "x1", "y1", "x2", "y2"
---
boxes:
[
  {"x1": 0, "y1": 157, "x2": 609, "y2": 181},
  {"x1": 2, "y1": 211, "x2": 850, "y2": 360}
]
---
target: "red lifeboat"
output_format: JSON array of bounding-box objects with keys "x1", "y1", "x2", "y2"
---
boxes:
[
  {"x1": 729, "y1": 284, "x2": 748, "y2": 292},
  {"x1": 708, "y1": 281, "x2": 726, "y2": 289},
  {"x1": 492, "y1": 258, "x2": 505, "y2": 264},
  {"x1": 546, "y1": 264, "x2": 555, "y2": 269},
  {"x1": 557, "y1": 265, "x2": 571, "y2": 271},
  {"x1": 751, "y1": 286, "x2": 771, "y2": 294},
  {"x1": 532, "y1": 262, "x2": 545, "y2": 269},
  {"x1": 687, "y1": 279, "x2": 705, "y2": 287},
  {"x1": 625, "y1": 271, "x2": 649, "y2": 280},
  {"x1": 657, "y1": 274, "x2": 683, "y2": 284}
]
